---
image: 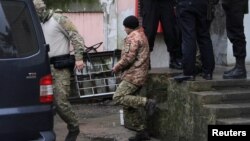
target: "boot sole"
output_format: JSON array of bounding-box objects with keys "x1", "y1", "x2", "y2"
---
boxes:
[
  {"x1": 169, "y1": 65, "x2": 182, "y2": 70},
  {"x1": 223, "y1": 75, "x2": 247, "y2": 79}
]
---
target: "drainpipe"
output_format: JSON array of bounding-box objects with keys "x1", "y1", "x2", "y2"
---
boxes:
[{"x1": 99, "y1": 0, "x2": 114, "y2": 51}]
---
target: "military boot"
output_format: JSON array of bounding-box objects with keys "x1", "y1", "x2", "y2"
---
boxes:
[
  {"x1": 223, "y1": 58, "x2": 247, "y2": 79},
  {"x1": 128, "y1": 129, "x2": 150, "y2": 141},
  {"x1": 145, "y1": 99, "x2": 156, "y2": 116},
  {"x1": 173, "y1": 74, "x2": 195, "y2": 83},
  {"x1": 223, "y1": 66, "x2": 236, "y2": 75},
  {"x1": 169, "y1": 59, "x2": 182, "y2": 70},
  {"x1": 65, "y1": 126, "x2": 80, "y2": 141},
  {"x1": 169, "y1": 53, "x2": 182, "y2": 70}
]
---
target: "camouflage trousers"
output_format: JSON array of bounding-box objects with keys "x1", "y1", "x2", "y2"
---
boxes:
[
  {"x1": 51, "y1": 66, "x2": 79, "y2": 132},
  {"x1": 113, "y1": 80, "x2": 147, "y2": 131}
]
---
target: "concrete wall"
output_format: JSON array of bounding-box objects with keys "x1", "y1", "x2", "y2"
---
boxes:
[
  {"x1": 63, "y1": 13, "x2": 104, "y2": 51},
  {"x1": 117, "y1": 0, "x2": 135, "y2": 50},
  {"x1": 61, "y1": 1, "x2": 250, "y2": 67},
  {"x1": 59, "y1": 0, "x2": 174, "y2": 68}
]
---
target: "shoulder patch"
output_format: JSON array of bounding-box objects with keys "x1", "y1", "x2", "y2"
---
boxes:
[{"x1": 124, "y1": 43, "x2": 131, "y2": 53}]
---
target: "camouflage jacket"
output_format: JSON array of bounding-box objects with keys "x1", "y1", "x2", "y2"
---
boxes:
[
  {"x1": 113, "y1": 27, "x2": 150, "y2": 86},
  {"x1": 41, "y1": 10, "x2": 84, "y2": 60}
]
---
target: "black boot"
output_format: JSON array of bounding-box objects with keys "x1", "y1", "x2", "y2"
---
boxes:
[
  {"x1": 128, "y1": 129, "x2": 150, "y2": 141},
  {"x1": 223, "y1": 66, "x2": 236, "y2": 75},
  {"x1": 173, "y1": 74, "x2": 195, "y2": 83},
  {"x1": 169, "y1": 59, "x2": 182, "y2": 70},
  {"x1": 169, "y1": 53, "x2": 182, "y2": 70},
  {"x1": 202, "y1": 73, "x2": 213, "y2": 80},
  {"x1": 65, "y1": 126, "x2": 80, "y2": 141},
  {"x1": 145, "y1": 99, "x2": 156, "y2": 116},
  {"x1": 223, "y1": 58, "x2": 247, "y2": 79}
]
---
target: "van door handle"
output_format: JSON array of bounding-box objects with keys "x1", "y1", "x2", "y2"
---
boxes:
[{"x1": 45, "y1": 44, "x2": 50, "y2": 52}]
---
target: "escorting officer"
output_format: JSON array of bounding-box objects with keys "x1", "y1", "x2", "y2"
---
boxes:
[
  {"x1": 140, "y1": 0, "x2": 182, "y2": 69},
  {"x1": 33, "y1": 0, "x2": 86, "y2": 141},
  {"x1": 174, "y1": 0, "x2": 215, "y2": 82},
  {"x1": 222, "y1": 0, "x2": 248, "y2": 79},
  {"x1": 112, "y1": 15, "x2": 156, "y2": 141},
  {"x1": 195, "y1": 0, "x2": 219, "y2": 75}
]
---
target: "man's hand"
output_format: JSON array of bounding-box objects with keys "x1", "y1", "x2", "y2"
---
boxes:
[
  {"x1": 112, "y1": 67, "x2": 117, "y2": 73},
  {"x1": 75, "y1": 60, "x2": 85, "y2": 71}
]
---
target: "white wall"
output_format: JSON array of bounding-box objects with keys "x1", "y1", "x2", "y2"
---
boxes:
[{"x1": 63, "y1": 13, "x2": 104, "y2": 51}]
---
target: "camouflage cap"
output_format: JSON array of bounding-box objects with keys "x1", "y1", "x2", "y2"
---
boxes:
[{"x1": 33, "y1": 0, "x2": 46, "y2": 11}]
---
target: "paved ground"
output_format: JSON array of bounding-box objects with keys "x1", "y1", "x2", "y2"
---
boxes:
[
  {"x1": 54, "y1": 99, "x2": 160, "y2": 141},
  {"x1": 54, "y1": 65, "x2": 250, "y2": 141}
]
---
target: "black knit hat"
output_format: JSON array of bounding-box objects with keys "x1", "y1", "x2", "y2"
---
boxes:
[{"x1": 123, "y1": 15, "x2": 139, "y2": 29}]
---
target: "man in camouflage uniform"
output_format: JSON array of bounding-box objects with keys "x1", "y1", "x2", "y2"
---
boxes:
[
  {"x1": 33, "y1": 0, "x2": 85, "y2": 141},
  {"x1": 112, "y1": 15, "x2": 156, "y2": 141}
]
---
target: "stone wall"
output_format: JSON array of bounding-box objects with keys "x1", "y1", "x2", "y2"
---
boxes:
[
  {"x1": 140, "y1": 71, "x2": 217, "y2": 141},
  {"x1": 210, "y1": 4, "x2": 227, "y2": 65},
  {"x1": 145, "y1": 73, "x2": 194, "y2": 141}
]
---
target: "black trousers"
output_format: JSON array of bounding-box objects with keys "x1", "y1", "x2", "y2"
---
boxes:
[
  {"x1": 222, "y1": 0, "x2": 247, "y2": 58},
  {"x1": 141, "y1": 0, "x2": 181, "y2": 57},
  {"x1": 177, "y1": 1, "x2": 215, "y2": 75}
]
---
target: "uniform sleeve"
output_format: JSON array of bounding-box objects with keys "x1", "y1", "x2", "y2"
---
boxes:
[
  {"x1": 58, "y1": 15, "x2": 85, "y2": 61},
  {"x1": 113, "y1": 39, "x2": 139, "y2": 72}
]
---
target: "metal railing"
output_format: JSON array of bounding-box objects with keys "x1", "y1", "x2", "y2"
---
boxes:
[{"x1": 69, "y1": 48, "x2": 121, "y2": 99}]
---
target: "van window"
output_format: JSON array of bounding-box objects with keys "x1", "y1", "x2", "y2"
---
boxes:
[{"x1": 0, "y1": 1, "x2": 38, "y2": 59}]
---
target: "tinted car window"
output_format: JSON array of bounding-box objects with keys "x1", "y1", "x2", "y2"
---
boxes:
[
  {"x1": 0, "y1": 1, "x2": 38, "y2": 58},
  {"x1": 0, "y1": 3, "x2": 16, "y2": 58}
]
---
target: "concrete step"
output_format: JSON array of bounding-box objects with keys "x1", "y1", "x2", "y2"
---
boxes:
[
  {"x1": 216, "y1": 117, "x2": 250, "y2": 125},
  {"x1": 192, "y1": 89, "x2": 250, "y2": 104},
  {"x1": 203, "y1": 103, "x2": 250, "y2": 118},
  {"x1": 186, "y1": 79, "x2": 250, "y2": 91}
]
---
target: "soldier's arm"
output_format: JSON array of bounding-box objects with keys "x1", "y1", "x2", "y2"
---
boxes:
[
  {"x1": 113, "y1": 40, "x2": 139, "y2": 72},
  {"x1": 55, "y1": 14, "x2": 85, "y2": 70},
  {"x1": 58, "y1": 15, "x2": 85, "y2": 61}
]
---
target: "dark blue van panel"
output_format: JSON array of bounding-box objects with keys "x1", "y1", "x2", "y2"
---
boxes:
[{"x1": 0, "y1": 0, "x2": 55, "y2": 140}]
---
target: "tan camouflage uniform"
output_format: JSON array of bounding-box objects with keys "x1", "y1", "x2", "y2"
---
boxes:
[
  {"x1": 33, "y1": 1, "x2": 85, "y2": 140},
  {"x1": 51, "y1": 66, "x2": 79, "y2": 132},
  {"x1": 48, "y1": 13, "x2": 84, "y2": 132},
  {"x1": 38, "y1": 11, "x2": 84, "y2": 134},
  {"x1": 113, "y1": 27, "x2": 150, "y2": 131},
  {"x1": 52, "y1": 13, "x2": 84, "y2": 61}
]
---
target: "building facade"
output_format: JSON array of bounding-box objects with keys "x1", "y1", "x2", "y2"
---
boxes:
[{"x1": 46, "y1": 0, "x2": 250, "y2": 67}]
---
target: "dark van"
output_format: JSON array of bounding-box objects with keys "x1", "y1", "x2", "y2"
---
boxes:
[{"x1": 0, "y1": 0, "x2": 55, "y2": 140}]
